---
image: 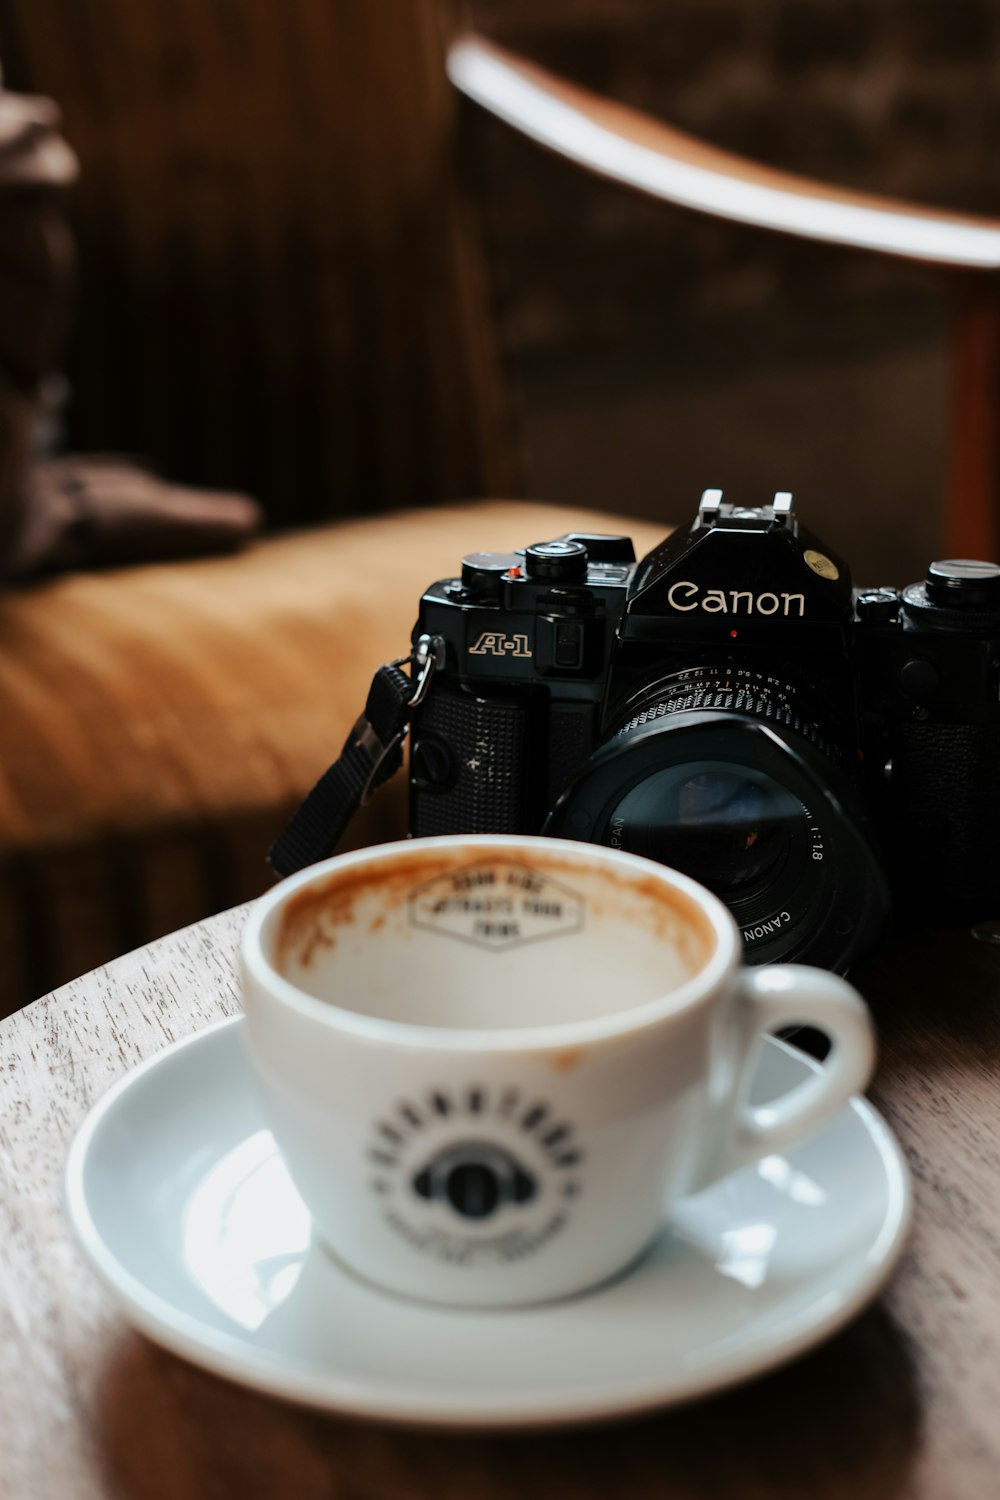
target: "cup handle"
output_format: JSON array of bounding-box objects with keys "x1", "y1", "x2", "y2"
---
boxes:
[{"x1": 698, "y1": 964, "x2": 876, "y2": 1190}]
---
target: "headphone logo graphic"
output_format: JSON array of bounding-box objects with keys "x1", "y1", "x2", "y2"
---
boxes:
[
  {"x1": 367, "y1": 1086, "x2": 583, "y2": 1265},
  {"x1": 413, "y1": 1140, "x2": 537, "y2": 1218}
]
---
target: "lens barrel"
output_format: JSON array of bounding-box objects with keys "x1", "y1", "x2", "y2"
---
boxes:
[{"x1": 544, "y1": 670, "x2": 888, "y2": 972}]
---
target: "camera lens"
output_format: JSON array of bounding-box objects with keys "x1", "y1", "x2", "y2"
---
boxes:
[
  {"x1": 611, "y1": 765, "x2": 800, "y2": 897},
  {"x1": 544, "y1": 667, "x2": 888, "y2": 972}
]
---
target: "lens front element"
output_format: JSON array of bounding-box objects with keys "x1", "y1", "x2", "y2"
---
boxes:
[{"x1": 610, "y1": 764, "x2": 812, "y2": 899}]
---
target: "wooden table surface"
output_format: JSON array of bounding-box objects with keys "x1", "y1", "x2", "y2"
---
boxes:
[{"x1": 3, "y1": 906, "x2": 1000, "y2": 1500}]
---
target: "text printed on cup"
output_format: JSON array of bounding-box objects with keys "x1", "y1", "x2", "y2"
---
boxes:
[{"x1": 408, "y1": 862, "x2": 585, "y2": 951}]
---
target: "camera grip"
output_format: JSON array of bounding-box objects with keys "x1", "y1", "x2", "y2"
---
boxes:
[{"x1": 410, "y1": 688, "x2": 530, "y2": 837}]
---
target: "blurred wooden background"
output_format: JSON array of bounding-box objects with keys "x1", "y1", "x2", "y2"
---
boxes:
[
  {"x1": 466, "y1": 0, "x2": 1000, "y2": 582},
  {"x1": 2, "y1": 0, "x2": 999, "y2": 580}
]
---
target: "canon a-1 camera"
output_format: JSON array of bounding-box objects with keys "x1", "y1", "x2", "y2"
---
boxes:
[{"x1": 406, "y1": 491, "x2": 1000, "y2": 971}]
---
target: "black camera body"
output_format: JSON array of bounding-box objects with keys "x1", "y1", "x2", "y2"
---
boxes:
[{"x1": 410, "y1": 492, "x2": 1000, "y2": 970}]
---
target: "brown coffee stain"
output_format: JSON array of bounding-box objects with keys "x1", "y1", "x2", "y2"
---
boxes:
[
  {"x1": 566, "y1": 864, "x2": 714, "y2": 973},
  {"x1": 276, "y1": 845, "x2": 716, "y2": 977},
  {"x1": 549, "y1": 1046, "x2": 584, "y2": 1072},
  {"x1": 277, "y1": 850, "x2": 464, "y2": 969}
]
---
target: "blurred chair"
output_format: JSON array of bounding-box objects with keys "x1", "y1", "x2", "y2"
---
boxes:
[{"x1": 448, "y1": 34, "x2": 1000, "y2": 562}]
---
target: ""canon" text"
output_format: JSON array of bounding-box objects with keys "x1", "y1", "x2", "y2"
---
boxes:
[{"x1": 666, "y1": 581, "x2": 805, "y2": 617}]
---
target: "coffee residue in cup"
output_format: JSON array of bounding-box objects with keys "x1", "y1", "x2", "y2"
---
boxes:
[{"x1": 277, "y1": 847, "x2": 714, "y2": 978}]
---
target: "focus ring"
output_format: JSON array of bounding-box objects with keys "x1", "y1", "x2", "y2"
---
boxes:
[{"x1": 617, "y1": 686, "x2": 833, "y2": 759}]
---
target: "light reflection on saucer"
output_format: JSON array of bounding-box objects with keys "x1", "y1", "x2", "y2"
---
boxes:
[
  {"x1": 757, "y1": 1153, "x2": 828, "y2": 1206},
  {"x1": 712, "y1": 1157, "x2": 827, "y2": 1288},
  {"x1": 183, "y1": 1129, "x2": 309, "y2": 1331},
  {"x1": 715, "y1": 1222, "x2": 778, "y2": 1289},
  {"x1": 671, "y1": 1154, "x2": 829, "y2": 1289}
]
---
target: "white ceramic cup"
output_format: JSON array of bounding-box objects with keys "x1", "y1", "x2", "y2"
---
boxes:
[{"x1": 241, "y1": 834, "x2": 875, "y2": 1308}]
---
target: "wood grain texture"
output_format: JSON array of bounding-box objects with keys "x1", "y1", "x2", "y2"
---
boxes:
[{"x1": 4, "y1": 908, "x2": 1000, "y2": 1497}]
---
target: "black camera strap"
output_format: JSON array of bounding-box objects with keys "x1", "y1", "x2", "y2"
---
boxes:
[{"x1": 268, "y1": 635, "x2": 444, "y2": 878}]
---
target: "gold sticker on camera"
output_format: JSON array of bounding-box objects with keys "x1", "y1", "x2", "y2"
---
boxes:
[{"x1": 804, "y1": 549, "x2": 839, "y2": 580}]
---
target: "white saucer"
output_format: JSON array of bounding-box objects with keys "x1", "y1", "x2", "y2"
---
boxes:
[{"x1": 66, "y1": 1017, "x2": 910, "y2": 1429}]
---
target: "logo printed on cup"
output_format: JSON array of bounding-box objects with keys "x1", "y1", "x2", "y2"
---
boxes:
[
  {"x1": 367, "y1": 1087, "x2": 584, "y2": 1264},
  {"x1": 408, "y1": 861, "x2": 585, "y2": 951}
]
